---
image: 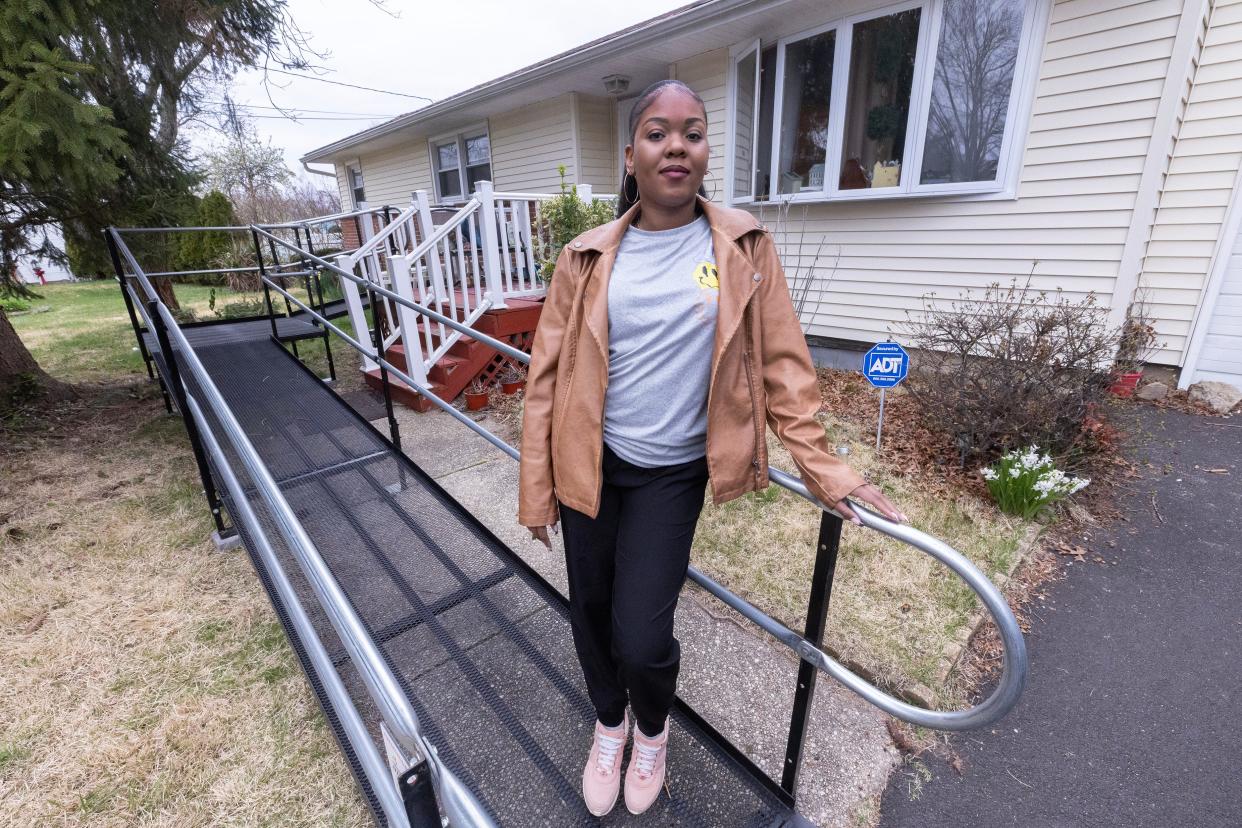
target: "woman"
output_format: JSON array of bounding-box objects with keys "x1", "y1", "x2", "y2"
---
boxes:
[{"x1": 517, "y1": 79, "x2": 904, "y2": 817}]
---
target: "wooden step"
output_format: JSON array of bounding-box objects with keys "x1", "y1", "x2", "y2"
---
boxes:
[
  {"x1": 365, "y1": 296, "x2": 543, "y2": 413},
  {"x1": 362, "y1": 367, "x2": 442, "y2": 413}
]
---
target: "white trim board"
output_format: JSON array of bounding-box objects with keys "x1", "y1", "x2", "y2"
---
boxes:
[
  {"x1": 1178, "y1": 155, "x2": 1242, "y2": 389},
  {"x1": 1108, "y1": 0, "x2": 1213, "y2": 333}
]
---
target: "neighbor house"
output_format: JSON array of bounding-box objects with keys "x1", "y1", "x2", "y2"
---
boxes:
[{"x1": 302, "y1": 0, "x2": 1242, "y2": 388}]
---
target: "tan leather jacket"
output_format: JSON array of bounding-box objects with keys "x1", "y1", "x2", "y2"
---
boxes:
[{"x1": 517, "y1": 193, "x2": 865, "y2": 527}]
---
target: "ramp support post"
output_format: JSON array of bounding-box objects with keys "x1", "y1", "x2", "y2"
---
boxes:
[
  {"x1": 365, "y1": 281, "x2": 403, "y2": 451},
  {"x1": 781, "y1": 510, "x2": 843, "y2": 797},
  {"x1": 105, "y1": 230, "x2": 155, "y2": 381},
  {"x1": 147, "y1": 300, "x2": 231, "y2": 539},
  {"x1": 252, "y1": 228, "x2": 280, "y2": 344},
  {"x1": 398, "y1": 758, "x2": 441, "y2": 827}
]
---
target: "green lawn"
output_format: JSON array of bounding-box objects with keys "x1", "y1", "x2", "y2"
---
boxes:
[
  {"x1": 9, "y1": 280, "x2": 332, "y2": 384},
  {"x1": 3, "y1": 280, "x2": 370, "y2": 825}
]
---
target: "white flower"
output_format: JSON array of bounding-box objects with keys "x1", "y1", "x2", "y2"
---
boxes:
[
  {"x1": 981, "y1": 467, "x2": 999, "y2": 481},
  {"x1": 1008, "y1": 466, "x2": 1022, "y2": 478},
  {"x1": 1020, "y1": 450, "x2": 1041, "y2": 469},
  {"x1": 1041, "y1": 469, "x2": 1066, "y2": 487}
]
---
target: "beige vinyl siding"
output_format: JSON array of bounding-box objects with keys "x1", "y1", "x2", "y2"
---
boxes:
[
  {"x1": 1141, "y1": 0, "x2": 1242, "y2": 363},
  {"x1": 338, "y1": 141, "x2": 433, "y2": 208},
  {"x1": 672, "y1": 0, "x2": 1187, "y2": 351},
  {"x1": 575, "y1": 94, "x2": 618, "y2": 192},
  {"x1": 333, "y1": 164, "x2": 351, "y2": 208},
  {"x1": 673, "y1": 49, "x2": 730, "y2": 201},
  {"x1": 489, "y1": 93, "x2": 576, "y2": 192}
]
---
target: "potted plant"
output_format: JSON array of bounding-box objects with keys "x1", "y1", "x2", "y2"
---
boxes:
[
  {"x1": 1110, "y1": 305, "x2": 1159, "y2": 397},
  {"x1": 464, "y1": 378, "x2": 490, "y2": 411},
  {"x1": 499, "y1": 364, "x2": 526, "y2": 395}
]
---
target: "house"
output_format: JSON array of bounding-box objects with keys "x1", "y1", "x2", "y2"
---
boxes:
[
  {"x1": 16, "y1": 225, "x2": 74, "y2": 285},
  {"x1": 301, "y1": 0, "x2": 1242, "y2": 389}
]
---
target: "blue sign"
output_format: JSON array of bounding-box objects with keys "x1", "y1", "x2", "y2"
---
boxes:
[{"x1": 862, "y1": 342, "x2": 909, "y2": 388}]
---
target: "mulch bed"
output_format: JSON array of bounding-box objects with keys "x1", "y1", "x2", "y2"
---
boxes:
[{"x1": 814, "y1": 366, "x2": 1144, "y2": 718}]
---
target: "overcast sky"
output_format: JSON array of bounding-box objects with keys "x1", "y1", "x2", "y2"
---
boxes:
[{"x1": 187, "y1": 0, "x2": 688, "y2": 186}]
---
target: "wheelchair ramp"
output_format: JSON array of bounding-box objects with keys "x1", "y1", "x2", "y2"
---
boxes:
[{"x1": 180, "y1": 336, "x2": 800, "y2": 827}]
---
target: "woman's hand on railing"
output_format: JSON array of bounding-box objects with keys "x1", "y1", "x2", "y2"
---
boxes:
[
  {"x1": 834, "y1": 483, "x2": 907, "y2": 526},
  {"x1": 528, "y1": 523, "x2": 559, "y2": 550}
]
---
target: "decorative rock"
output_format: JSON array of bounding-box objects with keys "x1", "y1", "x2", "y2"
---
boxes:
[
  {"x1": 1137, "y1": 381, "x2": 1170, "y2": 401},
  {"x1": 1188, "y1": 380, "x2": 1242, "y2": 414}
]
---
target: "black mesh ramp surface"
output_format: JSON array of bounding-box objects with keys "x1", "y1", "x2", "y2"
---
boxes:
[{"x1": 190, "y1": 337, "x2": 800, "y2": 827}]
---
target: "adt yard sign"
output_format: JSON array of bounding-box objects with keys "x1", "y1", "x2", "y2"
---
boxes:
[
  {"x1": 863, "y1": 342, "x2": 909, "y2": 388},
  {"x1": 861, "y1": 341, "x2": 909, "y2": 450}
]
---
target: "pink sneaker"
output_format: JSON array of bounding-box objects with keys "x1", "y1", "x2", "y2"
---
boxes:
[
  {"x1": 624, "y1": 719, "x2": 668, "y2": 815},
  {"x1": 582, "y1": 713, "x2": 629, "y2": 816}
]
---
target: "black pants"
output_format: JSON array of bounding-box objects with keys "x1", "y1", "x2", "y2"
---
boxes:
[{"x1": 558, "y1": 442, "x2": 710, "y2": 738}]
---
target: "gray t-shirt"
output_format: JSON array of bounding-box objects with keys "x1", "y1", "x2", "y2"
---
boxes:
[{"x1": 603, "y1": 212, "x2": 719, "y2": 467}]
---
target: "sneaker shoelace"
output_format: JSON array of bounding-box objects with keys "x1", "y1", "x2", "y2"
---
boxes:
[
  {"x1": 594, "y1": 730, "x2": 624, "y2": 775},
  {"x1": 632, "y1": 739, "x2": 662, "y2": 779}
]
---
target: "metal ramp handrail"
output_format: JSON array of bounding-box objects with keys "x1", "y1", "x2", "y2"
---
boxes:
[
  {"x1": 253, "y1": 224, "x2": 1030, "y2": 733},
  {"x1": 108, "y1": 227, "x2": 498, "y2": 828}
]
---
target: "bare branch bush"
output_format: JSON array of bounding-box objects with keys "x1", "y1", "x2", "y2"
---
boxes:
[
  {"x1": 895, "y1": 279, "x2": 1120, "y2": 466},
  {"x1": 755, "y1": 200, "x2": 840, "y2": 331}
]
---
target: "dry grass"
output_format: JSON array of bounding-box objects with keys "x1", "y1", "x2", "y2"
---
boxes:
[
  {"x1": 691, "y1": 413, "x2": 1031, "y2": 706},
  {"x1": 0, "y1": 387, "x2": 370, "y2": 827}
]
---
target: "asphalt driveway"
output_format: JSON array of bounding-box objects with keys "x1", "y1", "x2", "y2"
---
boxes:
[{"x1": 878, "y1": 405, "x2": 1241, "y2": 828}]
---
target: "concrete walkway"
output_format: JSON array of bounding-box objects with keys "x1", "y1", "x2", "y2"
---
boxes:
[
  {"x1": 380, "y1": 400, "x2": 900, "y2": 827},
  {"x1": 878, "y1": 406, "x2": 1241, "y2": 827}
]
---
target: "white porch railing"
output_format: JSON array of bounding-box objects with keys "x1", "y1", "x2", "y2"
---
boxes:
[{"x1": 327, "y1": 181, "x2": 616, "y2": 388}]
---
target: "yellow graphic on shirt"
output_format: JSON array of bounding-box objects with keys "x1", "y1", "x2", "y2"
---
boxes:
[{"x1": 694, "y1": 261, "x2": 719, "y2": 290}]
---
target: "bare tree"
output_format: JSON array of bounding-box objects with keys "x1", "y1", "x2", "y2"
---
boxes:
[{"x1": 920, "y1": 0, "x2": 1022, "y2": 183}]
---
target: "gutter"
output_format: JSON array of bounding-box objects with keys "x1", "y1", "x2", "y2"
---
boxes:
[{"x1": 303, "y1": 160, "x2": 336, "y2": 177}]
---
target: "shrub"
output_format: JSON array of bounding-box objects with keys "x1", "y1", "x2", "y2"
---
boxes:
[
  {"x1": 532, "y1": 165, "x2": 614, "y2": 281},
  {"x1": 1113, "y1": 301, "x2": 1161, "y2": 374},
  {"x1": 897, "y1": 279, "x2": 1120, "y2": 465},
  {"x1": 981, "y1": 446, "x2": 1089, "y2": 519},
  {"x1": 2, "y1": 297, "x2": 32, "y2": 313}
]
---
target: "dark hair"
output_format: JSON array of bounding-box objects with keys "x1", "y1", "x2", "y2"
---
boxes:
[{"x1": 616, "y1": 79, "x2": 710, "y2": 218}]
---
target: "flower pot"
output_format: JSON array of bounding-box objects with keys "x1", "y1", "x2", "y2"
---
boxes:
[
  {"x1": 465, "y1": 390, "x2": 489, "y2": 411},
  {"x1": 500, "y1": 379, "x2": 525, "y2": 395},
  {"x1": 1109, "y1": 371, "x2": 1143, "y2": 397}
]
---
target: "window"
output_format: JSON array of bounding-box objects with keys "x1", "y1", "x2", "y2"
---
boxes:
[
  {"x1": 839, "y1": 9, "x2": 921, "y2": 190},
  {"x1": 431, "y1": 129, "x2": 493, "y2": 202},
  {"x1": 919, "y1": 0, "x2": 1026, "y2": 185},
  {"x1": 347, "y1": 163, "x2": 365, "y2": 206},
  {"x1": 727, "y1": 0, "x2": 1040, "y2": 204},
  {"x1": 777, "y1": 29, "x2": 836, "y2": 195}
]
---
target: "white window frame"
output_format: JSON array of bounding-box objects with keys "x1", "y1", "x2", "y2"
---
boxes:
[
  {"x1": 726, "y1": 0, "x2": 1049, "y2": 207},
  {"x1": 725, "y1": 38, "x2": 762, "y2": 203},
  {"x1": 428, "y1": 123, "x2": 493, "y2": 204},
  {"x1": 346, "y1": 159, "x2": 366, "y2": 208}
]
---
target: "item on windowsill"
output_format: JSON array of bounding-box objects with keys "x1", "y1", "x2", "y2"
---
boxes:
[
  {"x1": 465, "y1": 378, "x2": 491, "y2": 410},
  {"x1": 779, "y1": 170, "x2": 804, "y2": 194},
  {"x1": 840, "y1": 157, "x2": 869, "y2": 190},
  {"x1": 872, "y1": 160, "x2": 901, "y2": 188},
  {"x1": 808, "y1": 163, "x2": 824, "y2": 189}
]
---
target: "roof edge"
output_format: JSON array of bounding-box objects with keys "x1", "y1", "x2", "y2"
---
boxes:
[{"x1": 300, "y1": 0, "x2": 771, "y2": 163}]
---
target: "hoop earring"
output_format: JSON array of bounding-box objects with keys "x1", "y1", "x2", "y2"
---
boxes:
[
  {"x1": 623, "y1": 171, "x2": 639, "y2": 202},
  {"x1": 702, "y1": 169, "x2": 719, "y2": 201}
]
